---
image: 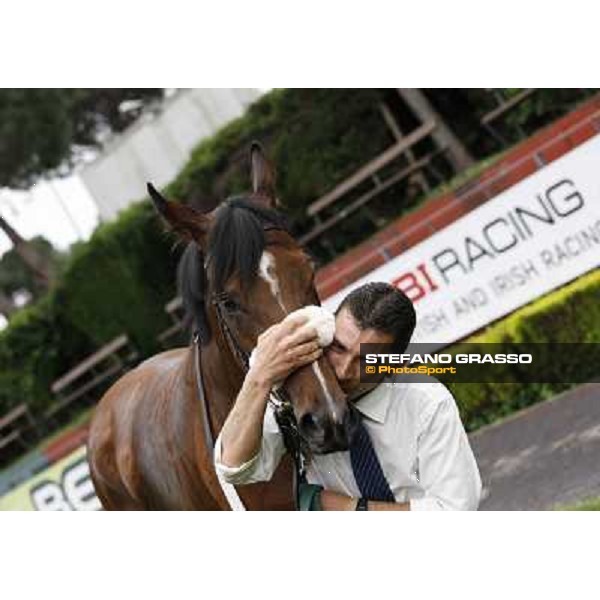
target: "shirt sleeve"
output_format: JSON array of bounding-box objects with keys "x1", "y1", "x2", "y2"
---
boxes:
[
  {"x1": 213, "y1": 402, "x2": 287, "y2": 485},
  {"x1": 410, "y1": 387, "x2": 482, "y2": 511}
]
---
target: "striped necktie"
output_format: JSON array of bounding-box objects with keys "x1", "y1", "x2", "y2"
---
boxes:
[{"x1": 350, "y1": 417, "x2": 395, "y2": 502}]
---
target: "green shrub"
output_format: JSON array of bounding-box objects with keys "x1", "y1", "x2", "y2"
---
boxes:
[
  {"x1": 169, "y1": 88, "x2": 390, "y2": 222},
  {"x1": 0, "y1": 201, "x2": 180, "y2": 418},
  {"x1": 0, "y1": 294, "x2": 92, "y2": 414},
  {"x1": 54, "y1": 199, "x2": 181, "y2": 355}
]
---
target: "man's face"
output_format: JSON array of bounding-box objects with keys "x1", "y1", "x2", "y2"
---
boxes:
[{"x1": 324, "y1": 307, "x2": 394, "y2": 401}]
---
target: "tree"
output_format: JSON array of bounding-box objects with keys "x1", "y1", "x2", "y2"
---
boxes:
[
  {"x1": 0, "y1": 235, "x2": 59, "y2": 295},
  {"x1": 0, "y1": 235, "x2": 61, "y2": 318},
  {"x1": 0, "y1": 89, "x2": 164, "y2": 287},
  {"x1": 0, "y1": 214, "x2": 56, "y2": 286}
]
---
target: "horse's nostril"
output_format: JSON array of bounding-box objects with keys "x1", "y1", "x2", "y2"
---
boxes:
[
  {"x1": 299, "y1": 407, "x2": 360, "y2": 453},
  {"x1": 299, "y1": 412, "x2": 320, "y2": 434}
]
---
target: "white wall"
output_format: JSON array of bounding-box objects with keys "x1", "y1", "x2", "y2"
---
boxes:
[{"x1": 80, "y1": 88, "x2": 263, "y2": 221}]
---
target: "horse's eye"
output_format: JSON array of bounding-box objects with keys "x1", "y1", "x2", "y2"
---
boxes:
[{"x1": 223, "y1": 297, "x2": 241, "y2": 313}]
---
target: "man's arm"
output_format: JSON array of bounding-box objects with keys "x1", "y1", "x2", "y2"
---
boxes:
[
  {"x1": 409, "y1": 388, "x2": 482, "y2": 511},
  {"x1": 218, "y1": 317, "x2": 322, "y2": 471},
  {"x1": 318, "y1": 386, "x2": 482, "y2": 511},
  {"x1": 218, "y1": 373, "x2": 272, "y2": 469}
]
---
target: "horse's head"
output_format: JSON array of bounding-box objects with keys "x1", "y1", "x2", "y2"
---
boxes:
[{"x1": 148, "y1": 143, "x2": 356, "y2": 454}]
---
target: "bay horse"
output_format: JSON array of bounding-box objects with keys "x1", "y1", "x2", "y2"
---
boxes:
[{"x1": 87, "y1": 143, "x2": 354, "y2": 510}]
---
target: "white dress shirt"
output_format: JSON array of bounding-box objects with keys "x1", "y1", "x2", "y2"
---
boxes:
[{"x1": 214, "y1": 380, "x2": 482, "y2": 510}]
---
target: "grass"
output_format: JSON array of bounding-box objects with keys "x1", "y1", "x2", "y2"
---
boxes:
[{"x1": 556, "y1": 497, "x2": 600, "y2": 511}]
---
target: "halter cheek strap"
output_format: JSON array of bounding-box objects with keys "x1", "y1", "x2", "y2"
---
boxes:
[{"x1": 212, "y1": 293, "x2": 251, "y2": 371}]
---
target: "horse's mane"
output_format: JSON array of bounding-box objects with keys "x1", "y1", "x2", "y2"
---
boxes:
[{"x1": 177, "y1": 196, "x2": 290, "y2": 345}]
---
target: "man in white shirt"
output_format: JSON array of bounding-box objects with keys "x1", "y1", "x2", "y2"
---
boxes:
[{"x1": 215, "y1": 282, "x2": 482, "y2": 510}]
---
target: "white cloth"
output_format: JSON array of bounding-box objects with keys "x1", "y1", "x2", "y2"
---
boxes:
[
  {"x1": 248, "y1": 305, "x2": 335, "y2": 387},
  {"x1": 214, "y1": 380, "x2": 482, "y2": 510}
]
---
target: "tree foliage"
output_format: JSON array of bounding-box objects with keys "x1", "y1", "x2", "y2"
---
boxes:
[
  {"x1": 0, "y1": 89, "x2": 164, "y2": 188},
  {"x1": 0, "y1": 236, "x2": 62, "y2": 299}
]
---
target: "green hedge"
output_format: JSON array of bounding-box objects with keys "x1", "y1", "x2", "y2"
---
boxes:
[
  {"x1": 54, "y1": 200, "x2": 179, "y2": 354},
  {"x1": 0, "y1": 201, "x2": 180, "y2": 418},
  {"x1": 449, "y1": 269, "x2": 600, "y2": 431},
  {"x1": 168, "y1": 89, "x2": 389, "y2": 219},
  {"x1": 0, "y1": 294, "x2": 91, "y2": 414}
]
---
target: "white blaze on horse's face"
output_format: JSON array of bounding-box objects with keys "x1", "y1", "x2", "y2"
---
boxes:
[
  {"x1": 259, "y1": 251, "x2": 286, "y2": 312},
  {"x1": 258, "y1": 250, "x2": 339, "y2": 423},
  {"x1": 310, "y1": 362, "x2": 339, "y2": 423}
]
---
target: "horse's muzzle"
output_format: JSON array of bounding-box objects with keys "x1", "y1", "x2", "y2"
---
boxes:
[{"x1": 299, "y1": 403, "x2": 360, "y2": 455}]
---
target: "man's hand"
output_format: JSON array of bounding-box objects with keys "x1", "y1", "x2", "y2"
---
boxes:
[
  {"x1": 319, "y1": 489, "x2": 411, "y2": 511},
  {"x1": 247, "y1": 316, "x2": 322, "y2": 389},
  {"x1": 320, "y1": 489, "x2": 357, "y2": 510},
  {"x1": 219, "y1": 316, "x2": 322, "y2": 469}
]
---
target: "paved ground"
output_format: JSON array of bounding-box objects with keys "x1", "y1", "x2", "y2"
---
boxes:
[{"x1": 469, "y1": 382, "x2": 600, "y2": 510}]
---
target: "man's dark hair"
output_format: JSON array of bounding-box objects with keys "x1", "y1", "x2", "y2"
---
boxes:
[{"x1": 337, "y1": 282, "x2": 416, "y2": 352}]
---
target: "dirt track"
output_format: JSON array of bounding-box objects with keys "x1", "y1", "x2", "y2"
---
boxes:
[{"x1": 469, "y1": 382, "x2": 600, "y2": 510}]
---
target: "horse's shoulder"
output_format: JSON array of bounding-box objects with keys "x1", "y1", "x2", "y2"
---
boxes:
[{"x1": 134, "y1": 347, "x2": 190, "y2": 375}]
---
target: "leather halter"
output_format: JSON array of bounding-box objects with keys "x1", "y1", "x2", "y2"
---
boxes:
[
  {"x1": 193, "y1": 225, "x2": 309, "y2": 508},
  {"x1": 212, "y1": 292, "x2": 251, "y2": 372},
  {"x1": 208, "y1": 293, "x2": 309, "y2": 492}
]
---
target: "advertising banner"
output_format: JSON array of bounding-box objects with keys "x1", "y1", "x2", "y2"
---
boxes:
[
  {"x1": 0, "y1": 446, "x2": 100, "y2": 511},
  {"x1": 324, "y1": 134, "x2": 600, "y2": 348}
]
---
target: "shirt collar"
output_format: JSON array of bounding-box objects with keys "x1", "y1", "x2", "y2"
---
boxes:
[{"x1": 352, "y1": 383, "x2": 393, "y2": 424}]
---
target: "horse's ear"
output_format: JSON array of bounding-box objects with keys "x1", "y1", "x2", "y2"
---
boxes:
[
  {"x1": 250, "y1": 141, "x2": 277, "y2": 206},
  {"x1": 147, "y1": 183, "x2": 210, "y2": 246}
]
